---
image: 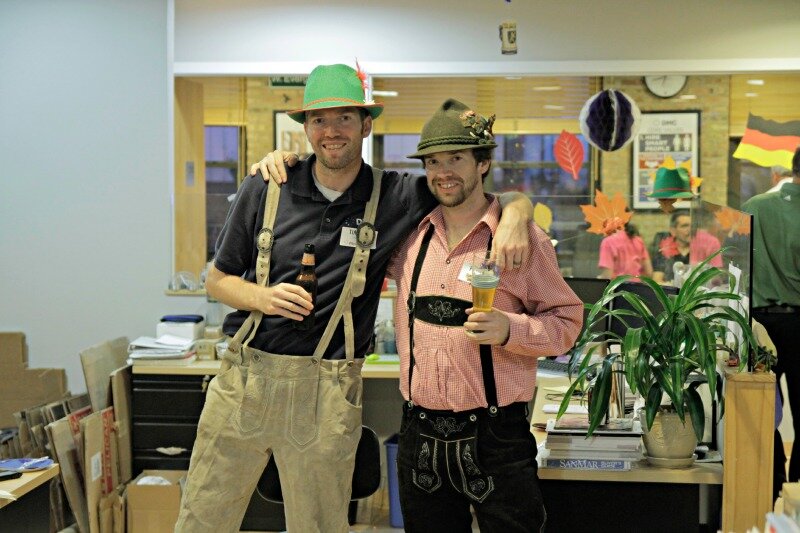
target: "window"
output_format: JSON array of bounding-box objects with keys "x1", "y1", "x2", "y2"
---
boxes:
[
  {"x1": 373, "y1": 132, "x2": 592, "y2": 271},
  {"x1": 205, "y1": 126, "x2": 243, "y2": 262}
]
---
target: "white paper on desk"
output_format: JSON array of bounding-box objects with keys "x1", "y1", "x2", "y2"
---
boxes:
[
  {"x1": 543, "y1": 404, "x2": 588, "y2": 414},
  {"x1": 128, "y1": 335, "x2": 193, "y2": 351},
  {"x1": 0, "y1": 490, "x2": 16, "y2": 502}
]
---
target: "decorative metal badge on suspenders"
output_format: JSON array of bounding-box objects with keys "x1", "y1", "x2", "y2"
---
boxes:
[
  {"x1": 256, "y1": 228, "x2": 274, "y2": 253},
  {"x1": 356, "y1": 221, "x2": 376, "y2": 249}
]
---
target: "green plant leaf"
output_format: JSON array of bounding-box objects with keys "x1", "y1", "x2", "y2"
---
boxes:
[{"x1": 685, "y1": 387, "x2": 705, "y2": 441}]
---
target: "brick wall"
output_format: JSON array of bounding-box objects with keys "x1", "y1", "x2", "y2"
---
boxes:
[{"x1": 599, "y1": 75, "x2": 730, "y2": 244}]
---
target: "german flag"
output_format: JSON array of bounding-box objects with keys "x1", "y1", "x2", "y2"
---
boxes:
[{"x1": 733, "y1": 114, "x2": 800, "y2": 168}]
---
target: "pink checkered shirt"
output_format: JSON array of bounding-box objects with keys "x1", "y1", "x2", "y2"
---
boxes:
[{"x1": 387, "y1": 197, "x2": 583, "y2": 411}]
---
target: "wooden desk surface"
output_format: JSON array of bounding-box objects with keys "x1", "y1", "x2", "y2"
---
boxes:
[
  {"x1": 132, "y1": 358, "x2": 400, "y2": 379},
  {"x1": 532, "y1": 376, "x2": 723, "y2": 485},
  {"x1": 0, "y1": 464, "x2": 60, "y2": 510}
]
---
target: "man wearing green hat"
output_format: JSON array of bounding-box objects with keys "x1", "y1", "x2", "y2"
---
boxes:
[
  {"x1": 386, "y1": 99, "x2": 582, "y2": 532},
  {"x1": 177, "y1": 65, "x2": 533, "y2": 533}
]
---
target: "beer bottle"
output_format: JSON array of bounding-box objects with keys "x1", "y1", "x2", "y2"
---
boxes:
[{"x1": 293, "y1": 243, "x2": 317, "y2": 330}]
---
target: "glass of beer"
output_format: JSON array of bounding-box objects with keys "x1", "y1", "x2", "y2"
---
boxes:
[{"x1": 470, "y1": 253, "x2": 500, "y2": 312}]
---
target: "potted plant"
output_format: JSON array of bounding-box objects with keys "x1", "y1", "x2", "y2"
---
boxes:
[{"x1": 558, "y1": 250, "x2": 757, "y2": 463}]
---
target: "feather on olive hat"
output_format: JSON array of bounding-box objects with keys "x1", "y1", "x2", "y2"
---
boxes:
[
  {"x1": 407, "y1": 99, "x2": 497, "y2": 159},
  {"x1": 287, "y1": 63, "x2": 384, "y2": 123}
]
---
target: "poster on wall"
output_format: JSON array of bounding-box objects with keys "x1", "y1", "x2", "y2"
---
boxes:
[
  {"x1": 631, "y1": 111, "x2": 700, "y2": 210},
  {"x1": 274, "y1": 111, "x2": 313, "y2": 157}
]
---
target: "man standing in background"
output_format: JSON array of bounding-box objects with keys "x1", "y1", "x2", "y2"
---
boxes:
[{"x1": 743, "y1": 146, "x2": 800, "y2": 501}]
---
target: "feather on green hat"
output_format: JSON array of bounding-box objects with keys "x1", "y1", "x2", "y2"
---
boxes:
[
  {"x1": 287, "y1": 63, "x2": 384, "y2": 123},
  {"x1": 407, "y1": 99, "x2": 497, "y2": 159}
]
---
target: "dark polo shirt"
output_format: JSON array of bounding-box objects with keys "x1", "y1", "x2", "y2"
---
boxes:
[{"x1": 214, "y1": 156, "x2": 436, "y2": 359}]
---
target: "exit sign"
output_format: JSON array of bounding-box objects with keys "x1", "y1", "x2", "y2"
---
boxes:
[{"x1": 269, "y1": 76, "x2": 306, "y2": 87}]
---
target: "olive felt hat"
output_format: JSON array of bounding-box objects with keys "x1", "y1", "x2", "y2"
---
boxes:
[
  {"x1": 647, "y1": 167, "x2": 694, "y2": 198},
  {"x1": 407, "y1": 99, "x2": 497, "y2": 159},
  {"x1": 286, "y1": 63, "x2": 384, "y2": 123}
]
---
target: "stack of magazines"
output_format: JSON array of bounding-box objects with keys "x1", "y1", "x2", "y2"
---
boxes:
[
  {"x1": 539, "y1": 417, "x2": 643, "y2": 471},
  {"x1": 127, "y1": 335, "x2": 197, "y2": 366}
]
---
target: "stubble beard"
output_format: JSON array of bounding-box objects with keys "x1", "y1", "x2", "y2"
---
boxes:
[{"x1": 430, "y1": 174, "x2": 478, "y2": 208}]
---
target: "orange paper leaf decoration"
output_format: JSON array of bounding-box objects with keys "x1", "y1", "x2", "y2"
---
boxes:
[
  {"x1": 580, "y1": 190, "x2": 633, "y2": 235},
  {"x1": 715, "y1": 208, "x2": 752, "y2": 236},
  {"x1": 554, "y1": 130, "x2": 585, "y2": 181}
]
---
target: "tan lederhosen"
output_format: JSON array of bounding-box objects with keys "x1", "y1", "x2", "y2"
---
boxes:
[{"x1": 175, "y1": 169, "x2": 382, "y2": 533}]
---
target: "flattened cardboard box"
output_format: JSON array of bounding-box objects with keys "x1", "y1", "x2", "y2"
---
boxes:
[
  {"x1": 0, "y1": 366, "x2": 67, "y2": 427},
  {"x1": 83, "y1": 407, "x2": 119, "y2": 533},
  {"x1": 127, "y1": 469, "x2": 186, "y2": 533},
  {"x1": 80, "y1": 337, "x2": 129, "y2": 413},
  {"x1": 0, "y1": 331, "x2": 26, "y2": 365}
]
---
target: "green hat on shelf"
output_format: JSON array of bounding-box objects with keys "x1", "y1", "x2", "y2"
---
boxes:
[
  {"x1": 407, "y1": 98, "x2": 497, "y2": 159},
  {"x1": 647, "y1": 167, "x2": 694, "y2": 198},
  {"x1": 286, "y1": 63, "x2": 384, "y2": 123}
]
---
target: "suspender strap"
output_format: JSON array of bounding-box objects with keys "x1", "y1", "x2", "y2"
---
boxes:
[
  {"x1": 313, "y1": 167, "x2": 383, "y2": 360},
  {"x1": 406, "y1": 225, "x2": 435, "y2": 395},
  {"x1": 225, "y1": 181, "x2": 282, "y2": 360},
  {"x1": 406, "y1": 227, "x2": 499, "y2": 410}
]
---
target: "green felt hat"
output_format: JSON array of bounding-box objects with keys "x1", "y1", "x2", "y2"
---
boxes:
[
  {"x1": 647, "y1": 167, "x2": 694, "y2": 198},
  {"x1": 407, "y1": 99, "x2": 497, "y2": 159},
  {"x1": 287, "y1": 63, "x2": 384, "y2": 123}
]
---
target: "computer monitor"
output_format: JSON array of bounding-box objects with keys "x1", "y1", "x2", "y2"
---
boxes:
[
  {"x1": 608, "y1": 281, "x2": 679, "y2": 340},
  {"x1": 563, "y1": 277, "x2": 610, "y2": 336}
]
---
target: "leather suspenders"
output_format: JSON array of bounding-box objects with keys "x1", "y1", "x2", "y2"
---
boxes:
[{"x1": 406, "y1": 225, "x2": 499, "y2": 412}]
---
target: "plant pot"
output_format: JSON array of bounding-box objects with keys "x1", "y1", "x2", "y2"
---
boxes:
[{"x1": 638, "y1": 408, "x2": 697, "y2": 467}]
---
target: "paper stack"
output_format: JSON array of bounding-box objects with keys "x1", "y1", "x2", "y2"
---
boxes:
[
  {"x1": 127, "y1": 335, "x2": 197, "y2": 366},
  {"x1": 539, "y1": 417, "x2": 643, "y2": 471}
]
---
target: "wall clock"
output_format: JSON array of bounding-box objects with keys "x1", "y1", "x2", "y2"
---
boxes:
[{"x1": 643, "y1": 75, "x2": 687, "y2": 98}]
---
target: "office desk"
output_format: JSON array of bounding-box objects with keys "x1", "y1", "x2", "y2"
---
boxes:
[
  {"x1": 131, "y1": 359, "x2": 400, "y2": 379},
  {"x1": 0, "y1": 464, "x2": 60, "y2": 533},
  {"x1": 532, "y1": 376, "x2": 722, "y2": 532}
]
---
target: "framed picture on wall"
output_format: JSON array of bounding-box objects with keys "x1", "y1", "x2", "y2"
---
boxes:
[
  {"x1": 631, "y1": 110, "x2": 701, "y2": 210},
  {"x1": 274, "y1": 111, "x2": 313, "y2": 157}
]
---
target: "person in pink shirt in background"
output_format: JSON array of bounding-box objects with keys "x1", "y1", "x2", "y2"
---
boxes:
[
  {"x1": 597, "y1": 223, "x2": 653, "y2": 279},
  {"x1": 652, "y1": 210, "x2": 722, "y2": 284},
  {"x1": 386, "y1": 99, "x2": 583, "y2": 533}
]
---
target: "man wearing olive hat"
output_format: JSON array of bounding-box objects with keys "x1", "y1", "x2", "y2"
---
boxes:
[
  {"x1": 385, "y1": 99, "x2": 582, "y2": 532},
  {"x1": 177, "y1": 65, "x2": 534, "y2": 532}
]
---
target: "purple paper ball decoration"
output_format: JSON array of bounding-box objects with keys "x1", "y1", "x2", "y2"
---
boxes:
[{"x1": 579, "y1": 89, "x2": 641, "y2": 152}]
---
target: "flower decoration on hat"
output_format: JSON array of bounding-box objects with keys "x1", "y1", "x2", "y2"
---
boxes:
[
  {"x1": 580, "y1": 190, "x2": 633, "y2": 236},
  {"x1": 460, "y1": 110, "x2": 496, "y2": 144}
]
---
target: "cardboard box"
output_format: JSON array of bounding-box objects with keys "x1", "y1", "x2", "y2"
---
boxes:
[
  {"x1": 0, "y1": 366, "x2": 68, "y2": 427},
  {"x1": 0, "y1": 332, "x2": 26, "y2": 366},
  {"x1": 80, "y1": 337, "x2": 129, "y2": 413},
  {"x1": 156, "y1": 320, "x2": 205, "y2": 341},
  {"x1": 127, "y1": 470, "x2": 186, "y2": 533}
]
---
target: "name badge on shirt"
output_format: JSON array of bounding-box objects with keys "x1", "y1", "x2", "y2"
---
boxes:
[
  {"x1": 340, "y1": 226, "x2": 377, "y2": 249},
  {"x1": 457, "y1": 262, "x2": 474, "y2": 283}
]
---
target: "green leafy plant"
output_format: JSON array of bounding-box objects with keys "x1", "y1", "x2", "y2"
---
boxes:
[{"x1": 558, "y1": 249, "x2": 757, "y2": 441}]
